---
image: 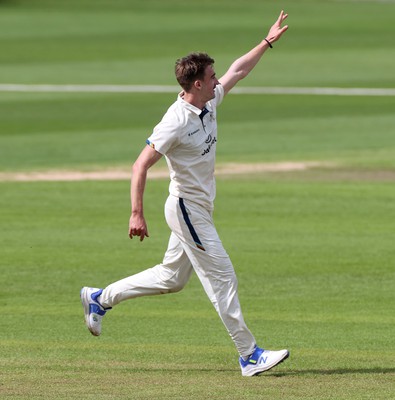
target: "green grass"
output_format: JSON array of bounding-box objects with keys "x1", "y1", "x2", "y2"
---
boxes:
[
  {"x1": 1, "y1": 178, "x2": 394, "y2": 399},
  {"x1": 1, "y1": 92, "x2": 395, "y2": 171},
  {"x1": 1, "y1": 0, "x2": 395, "y2": 398},
  {"x1": 0, "y1": 0, "x2": 394, "y2": 87}
]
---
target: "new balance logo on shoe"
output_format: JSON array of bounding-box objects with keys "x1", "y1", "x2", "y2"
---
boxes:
[{"x1": 239, "y1": 347, "x2": 289, "y2": 377}]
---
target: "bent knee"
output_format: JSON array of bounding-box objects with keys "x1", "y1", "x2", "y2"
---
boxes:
[
  {"x1": 167, "y1": 280, "x2": 186, "y2": 293},
  {"x1": 154, "y1": 263, "x2": 192, "y2": 293}
]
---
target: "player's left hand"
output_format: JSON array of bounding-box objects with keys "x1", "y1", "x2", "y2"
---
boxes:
[{"x1": 265, "y1": 10, "x2": 289, "y2": 44}]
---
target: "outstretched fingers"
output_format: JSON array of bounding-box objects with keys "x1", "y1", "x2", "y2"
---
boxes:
[
  {"x1": 277, "y1": 10, "x2": 288, "y2": 25},
  {"x1": 267, "y1": 10, "x2": 289, "y2": 43}
]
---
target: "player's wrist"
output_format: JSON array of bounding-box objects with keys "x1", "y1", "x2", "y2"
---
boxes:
[
  {"x1": 131, "y1": 209, "x2": 144, "y2": 218},
  {"x1": 264, "y1": 38, "x2": 273, "y2": 48}
]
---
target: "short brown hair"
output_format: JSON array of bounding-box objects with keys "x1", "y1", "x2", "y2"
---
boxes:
[{"x1": 175, "y1": 52, "x2": 215, "y2": 92}]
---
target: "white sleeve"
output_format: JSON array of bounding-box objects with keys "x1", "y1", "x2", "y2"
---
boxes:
[{"x1": 146, "y1": 115, "x2": 180, "y2": 155}]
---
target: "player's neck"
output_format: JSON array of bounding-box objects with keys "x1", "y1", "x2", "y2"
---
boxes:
[{"x1": 182, "y1": 92, "x2": 206, "y2": 110}]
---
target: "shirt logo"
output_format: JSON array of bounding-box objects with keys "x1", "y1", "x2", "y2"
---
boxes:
[
  {"x1": 201, "y1": 135, "x2": 217, "y2": 156},
  {"x1": 188, "y1": 129, "x2": 200, "y2": 137}
]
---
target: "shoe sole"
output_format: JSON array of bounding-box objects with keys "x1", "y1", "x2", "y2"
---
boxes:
[
  {"x1": 80, "y1": 287, "x2": 100, "y2": 336},
  {"x1": 248, "y1": 351, "x2": 290, "y2": 377}
]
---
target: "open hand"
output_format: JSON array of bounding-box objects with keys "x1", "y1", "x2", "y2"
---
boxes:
[{"x1": 266, "y1": 10, "x2": 289, "y2": 44}]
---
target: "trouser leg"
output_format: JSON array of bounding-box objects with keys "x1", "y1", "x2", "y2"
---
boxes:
[
  {"x1": 165, "y1": 195, "x2": 256, "y2": 358},
  {"x1": 100, "y1": 232, "x2": 193, "y2": 308}
]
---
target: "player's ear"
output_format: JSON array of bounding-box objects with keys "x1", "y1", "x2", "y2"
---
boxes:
[{"x1": 194, "y1": 80, "x2": 202, "y2": 90}]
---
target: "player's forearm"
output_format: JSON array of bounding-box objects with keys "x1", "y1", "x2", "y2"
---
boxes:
[
  {"x1": 229, "y1": 40, "x2": 271, "y2": 81},
  {"x1": 220, "y1": 11, "x2": 288, "y2": 95},
  {"x1": 229, "y1": 10, "x2": 289, "y2": 81},
  {"x1": 130, "y1": 145, "x2": 163, "y2": 217},
  {"x1": 131, "y1": 162, "x2": 148, "y2": 217}
]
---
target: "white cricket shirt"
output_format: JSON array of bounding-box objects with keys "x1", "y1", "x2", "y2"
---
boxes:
[{"x1": 146, "y1": 84, "x2": 225, "y2": 210}]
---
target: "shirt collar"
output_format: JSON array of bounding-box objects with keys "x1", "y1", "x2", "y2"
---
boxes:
[{"x1": 199, "y1": 107, "x2": 210, "y2": 121}]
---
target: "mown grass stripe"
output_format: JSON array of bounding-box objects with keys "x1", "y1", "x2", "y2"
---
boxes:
[{"x1": 1, "y1": 84, "x2": 395, "y2": 96}]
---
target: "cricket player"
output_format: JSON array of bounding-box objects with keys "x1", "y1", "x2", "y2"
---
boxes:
[{"x1": 81, "y1": 11, "x2": 289, "y2": 376}]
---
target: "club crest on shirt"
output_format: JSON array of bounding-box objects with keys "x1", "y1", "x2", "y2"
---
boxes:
[{"x1": 201, "y1": 135, "x2": 217, "y2": 156}]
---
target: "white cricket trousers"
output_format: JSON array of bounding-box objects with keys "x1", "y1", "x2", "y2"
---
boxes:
[{"x1": 100, "y1": 194, "x2": 256, "y2": 358}]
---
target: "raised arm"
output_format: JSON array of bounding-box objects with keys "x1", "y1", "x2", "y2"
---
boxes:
[
  {"x1": 219, "y1": 10, "x2": 289, "y2": 95},
  {"x1": 129, "y1": 145, "x2": 163, "y2": 241}
]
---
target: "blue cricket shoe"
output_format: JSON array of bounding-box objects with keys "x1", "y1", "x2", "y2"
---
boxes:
[
  {"x1": 80, "y1": 287, "x2": 110, "y2": 336},
  {"x1": 239, "y1": 346, "x2": 289, "y2": 376}
]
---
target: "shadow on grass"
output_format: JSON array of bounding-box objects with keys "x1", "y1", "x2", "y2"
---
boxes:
[
  {"x1": 110, "y1": 366, "x2": 395, "y2": 376},
  {"x1": 270, "y1": 367, "x2": 395, "y2": 377}
]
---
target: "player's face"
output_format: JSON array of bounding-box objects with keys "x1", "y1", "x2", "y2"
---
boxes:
[{"x1": 201, "y1": 65, "x2": 219, "y2": 101}]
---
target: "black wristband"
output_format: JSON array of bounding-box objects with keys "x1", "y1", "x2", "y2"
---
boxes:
[{"x1": 264, "y1": 38, "x2": 273, "y2": 48}]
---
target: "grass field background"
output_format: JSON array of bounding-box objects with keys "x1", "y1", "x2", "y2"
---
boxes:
[{"x1": 1, "y1": 0, "x2": 394, "y2": 399}]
